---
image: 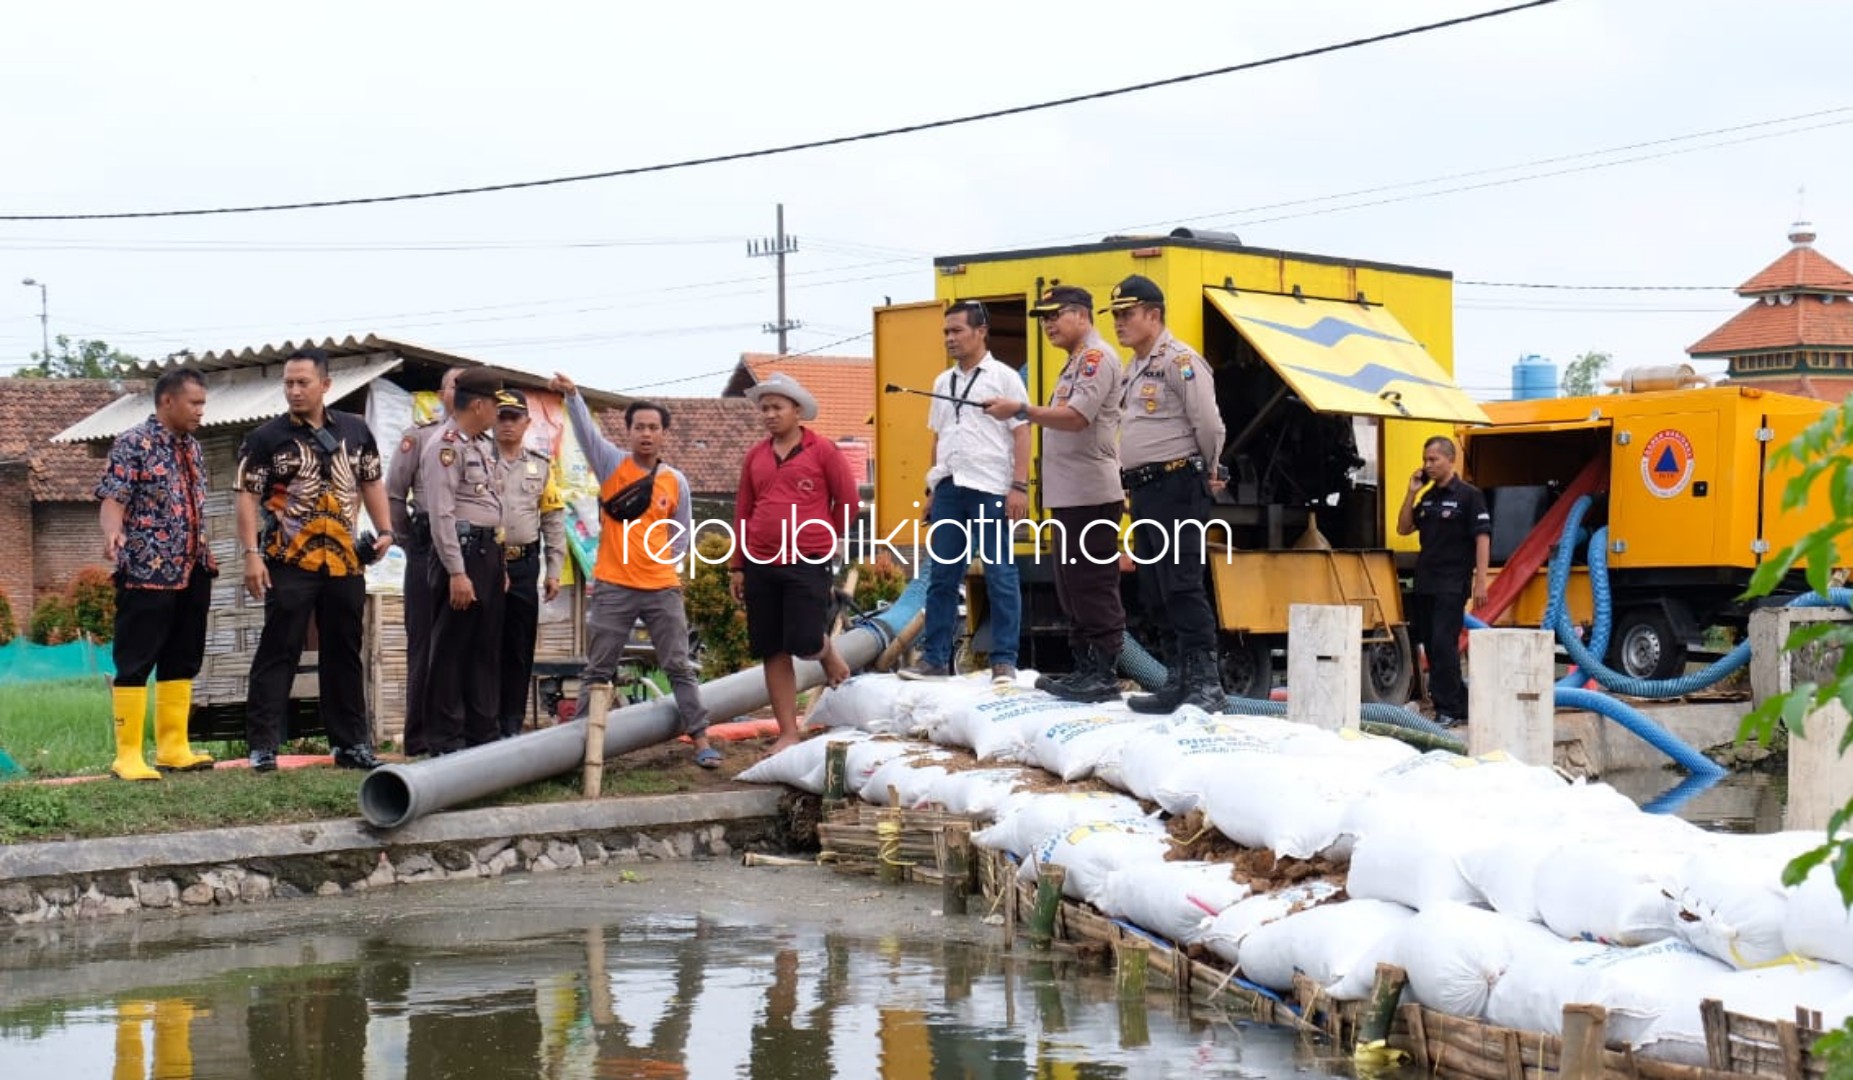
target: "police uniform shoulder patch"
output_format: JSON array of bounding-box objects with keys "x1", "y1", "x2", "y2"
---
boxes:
[
  {"x1": 1178, "y1": 357, "x2": 1196, "y2": 381},
  {"x1": 438, "y1": 447, "x2": 457, "y2": 467},
  {"x1": 1081, "y1": 347, "x2": 1103, "y2": 377},
  {"x1": 399, "y1": 435, "x2": 415, "y2": 454},
  {"x1": 441, "y1": 429, "x2": 458, "y2": 443}
]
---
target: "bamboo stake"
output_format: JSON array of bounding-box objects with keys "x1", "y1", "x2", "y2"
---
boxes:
[
  {"x1": 822, "y1": 741, "x2": 849, "y2": 806},
  {"x1": 936, "y1": 823, "x2": 971, "y2": 916},
  {"x1": 1028, "y1": 866, "x2": 1066, "y2": 949},
  {"x1": 1560, "y1": 1006, "x2": 1608, "y2": 1080},
  {"x1": 1359, "y1": 963, "x2": 1410, "y2": 1046},
  {"x1": 581, "y1": 682, "x2": 612, "y2": 798}
]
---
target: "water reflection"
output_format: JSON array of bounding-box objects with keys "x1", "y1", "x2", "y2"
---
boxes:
[{"x1": 1, "y1": 899, "x2": 1299, "y2": 1079}]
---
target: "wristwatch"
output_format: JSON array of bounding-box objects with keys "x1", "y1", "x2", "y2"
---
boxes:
[{"x1": 1014, "y1": 407, "x2": 1030, "y2": 422}]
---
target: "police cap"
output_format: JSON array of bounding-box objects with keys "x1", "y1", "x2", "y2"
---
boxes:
[
  {"x1": 1103, "y1": 274, "x2": 1165, "y2": 312},
  {"x1": 453, "y1": 368, "x2": 503, "y2": 399},
  {"x1": 495, "y1": 387, "x2": 529, "y2": 416},
  {"x1": 1028, "y1": 285, "x2": 1094, "y2": 317}
]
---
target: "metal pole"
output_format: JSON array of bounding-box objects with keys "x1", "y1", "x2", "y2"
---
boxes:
[
  {"x1": 20, "y1": 279, "x2": 47, "y2": 364},
  {"x1": 775, "y1": 203, "x2": 788, "y2": 355}
]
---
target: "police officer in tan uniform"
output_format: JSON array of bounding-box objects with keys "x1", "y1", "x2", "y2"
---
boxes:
[
  {"x1": 418, "y1": 368, "x2": 507, "y2": 753},
  {"x1": 385, "y1": 366, "x2": 459, "y2": 756},
  {"x1": 491, "y1": 388, "x2": 566, "y2": 738},
  {"x1": 985, "y1": 284, "x2": 1127, "y2": 702},
  {"x1": 1109, "y1": 275, "x2": 1228, "y2": 713}
]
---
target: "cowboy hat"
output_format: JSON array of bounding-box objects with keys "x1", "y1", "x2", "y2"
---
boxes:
[{"x1": 743, "y1": 372, "x2": 819, "y2": 421}]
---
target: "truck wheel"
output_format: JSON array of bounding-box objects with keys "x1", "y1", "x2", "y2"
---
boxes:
[
  {"x1": 1219, "y1": 635, "x2": 1273, "y2": 700},
  {"x1": 1608, "y1": 607, "x2": 1687, "y2": 681},
  {"x1": 1361, "y1": 626, "x2": 1416, "y2": 704}
]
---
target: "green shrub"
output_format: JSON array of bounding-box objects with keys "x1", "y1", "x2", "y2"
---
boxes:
[
  {"x1": 852, "y1": 556, "x2": 907, "y2": 613},
  {"x1": 0, "y1": 591, "x2": 15, "y2": 646},
  {"x1": 684, "y1": 531, "x2": 752, "y2": 679},
  {"x1": 69, "y1": 567, "x2": 116, "y2": 643},
  {"x1": 0, "y1": 783, "x2": 71, "y2": 841},
  {"x1": 28, "y1": 595, "x2": 78, "y2": 646}
]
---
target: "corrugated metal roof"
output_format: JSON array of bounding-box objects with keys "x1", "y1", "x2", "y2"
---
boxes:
[
  {"x1": 137, "y1": 332, "x2": 629, "y2": 408},
  {"x1": 51, "y1": 354, "x2": 403, "y2": 444}
]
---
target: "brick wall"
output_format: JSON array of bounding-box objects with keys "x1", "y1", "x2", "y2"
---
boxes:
[
  {"x1": 33, "y1": 502, "x2": 109, "y2": 599},
  {"x1": 0, "y1": 462, "x2": 32, "y2": 627}
]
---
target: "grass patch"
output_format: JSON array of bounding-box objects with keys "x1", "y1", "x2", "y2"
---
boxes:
[
  {"x1": 0, "y1": 678, "x2": 240, "y2": 778},
  {"x1": 0, "y1": 762, "x2": 697, "y2": 843}
]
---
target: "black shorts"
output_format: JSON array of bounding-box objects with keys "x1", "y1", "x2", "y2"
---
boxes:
[{"x1": 741, "y1": 562, "x2": 833, "y2": 659}]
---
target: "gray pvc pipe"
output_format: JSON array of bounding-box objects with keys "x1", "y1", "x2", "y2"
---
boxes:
[{"x1": 358, "y1": 623, "x2": 887, "y2": 829}]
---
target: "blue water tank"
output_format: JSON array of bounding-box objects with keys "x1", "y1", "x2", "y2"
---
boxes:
[{"x1": 1511, "y1": 353, "x2": 1559, "y2": 400}]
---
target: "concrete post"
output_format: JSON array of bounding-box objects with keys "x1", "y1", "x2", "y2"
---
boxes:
[
  {"x1": 1467, "y1": 628, "x2": 1554, "y2": 764},
  {"x1": 1287, "y1": 604, "x2": 1361, "y2": 730},
  {"x1": 1750, "y1": 607, "x2": 1853, "y2": 831}
]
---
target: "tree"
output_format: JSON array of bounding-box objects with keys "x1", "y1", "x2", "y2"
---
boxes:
[
  {"x1": 16, "y1": 335, "x2": 142, "y2": 380},
  {"x1": 1742, "y1": 402, "x2": 1853, "y2": 1070},
  {"x1": 1559, "y1": 350, "x2": 1610, "y2": 397}
]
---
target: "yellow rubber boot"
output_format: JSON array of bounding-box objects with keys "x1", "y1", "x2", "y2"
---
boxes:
[
  {"x1": 114, "y1": 1000, "x2": 153, "y2": 1080},
  {"x1": 151, "y1": 999, "x2": 197, "y2": 1080},
  {"x1": 110, "y1": 686, "x2": 160, "y2": 782},
  {"x1": 153, "y1": 680, "x2": 214, "y2": 771}
]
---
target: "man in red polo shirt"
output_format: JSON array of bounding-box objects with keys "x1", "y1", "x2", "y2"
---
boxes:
[{"x1": 729, "y1": 373, "x2": 861, "y2": 752}]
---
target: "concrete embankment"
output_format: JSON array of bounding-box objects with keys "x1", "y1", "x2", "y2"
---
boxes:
[{"x1": 0, "y1": 790, "x2": 791, "y2": 926}]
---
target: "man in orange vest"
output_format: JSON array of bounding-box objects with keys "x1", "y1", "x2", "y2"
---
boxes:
[{"x1": 550, "y1": 373, "x2": 715, "y2": 767}]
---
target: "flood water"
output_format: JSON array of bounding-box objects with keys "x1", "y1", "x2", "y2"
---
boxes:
[{"x1": 0, "y1": 862, "x2": 1331, "y2": 1079}]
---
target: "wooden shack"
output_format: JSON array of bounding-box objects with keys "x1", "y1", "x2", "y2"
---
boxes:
[{"x1": 50, "y1": 334, "x2": 630, "y2": 745}]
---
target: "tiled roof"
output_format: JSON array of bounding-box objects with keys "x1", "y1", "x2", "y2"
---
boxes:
[
  {"x1": 594, "y1": 396, "x2": 763, "y2": 498},
  {"x1": 0, "y1": 378, "x2": 145, "y2": 501},
  {"x1": 1721, "y1": 373, "x2": 1853, "y2": 401},
  {"x1": 1737, "y1": 247, "x2": 1853, "y2": 295},
  {"x1": 1687, "y1": 296, "x2": 1853, "y2": 356},
  {"x1": 723, "y1": 353, "x2": 875, "y2": 445}
]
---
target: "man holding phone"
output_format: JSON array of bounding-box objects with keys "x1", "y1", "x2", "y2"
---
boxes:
[{"x1": 1395, "y1": 435, "x2": 1491, "y2": 728}]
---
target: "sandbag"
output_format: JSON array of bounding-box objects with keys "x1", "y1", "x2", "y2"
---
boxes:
[
  {"x1": 1783, "y1": 859, "x2": 1853, "y2": 967},
  {"x1": 1094, "y1": 861, "x2": 1251, "y2": 946},
  {"x1": 921, "y1": 768, "x2": 1036, "y2": 819},
  {"x1": 807, "y1": 675, "x2": 912, "y2": 734},
  {"x1": 897, "y1": 674, "x2": 1013, "y2": 740},
  {"x1": 1275, "y1": 724, "x2": 1421, "y2": 766},
  {"x1": 1535, "y1": 817, "x2": 1714, "y2": 945},
  {"x1": 1237, "y1": 899, "x2": 1416, "y2": 999},
  {"x1": 1388, "y1": 903, "x2": 1568, "y2": 1019},
  {"x1": 842, "y1": 738, "x2": 925, "y2": 796},
  {"x1": 858, "y1": 748, "x2": 957, "y2": 807},
  {"x1": 933, "y1": 692, "x2": 1109, "y2": 761},
  {"x1": 1198, "y1": 881, "x2": 1344, "y2": 968},
  {"x1": 1104, "y1": 718, "x2": 1300, "y2": 812},
  {"x1": 972, "y1": 791, "x2": 1150, "y2": 859},
  {"x1": 1341, "y1": 792, "x2": 1502, "y2": 909},
  {"x1": 1455, "y1": 783, "x2": 1643, "y2": 922},
  {"x1": 1201, "y1": 755, "x2": 1382, "y2": 860},
  {"x1": 1673, "y1": 831, "x2": 1823, "y2": 969},
  {"x1": 1571, "y1": 939, "x2": 1733, "y2": 1063},
  {"x1": 736, "y1": 731, "x2": 869, "y2": 792},
  {"x1": 1017, "y1": 819, "x2": 1172, "y2": 902},
  {"x1": 1699, "y1": 964, "x2": 1853, "y2": 1027},
  {"x1": 1028, "y1": 708, "x2": 1160, "y2": 781},
  {"x1": 1484, "y1": 930, "x2": 1608, "y2": 1034},
  {"x1": 1365, "y1": 749, "x2": 1567, "y2": 799}
]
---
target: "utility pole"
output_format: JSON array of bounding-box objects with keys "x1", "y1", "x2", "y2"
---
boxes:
[{"x1": 747, "y1": 203, "x2": 800, "y2": 355}]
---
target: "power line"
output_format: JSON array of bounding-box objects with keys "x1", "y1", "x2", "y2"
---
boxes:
[
  {"x1": 615, "y1": 330, "x2": 874, "y2": 394},
  {"x1": 0, "y1": 1, "x2": 1563, "y2": 222},
  {"x1": 1459, "y1": 280, "x2": 1735, "y2": 291}
]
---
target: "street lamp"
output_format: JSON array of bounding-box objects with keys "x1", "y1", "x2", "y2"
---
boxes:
[{"x1": 20, "y1": 278, "x2": 48, "y2": 365}]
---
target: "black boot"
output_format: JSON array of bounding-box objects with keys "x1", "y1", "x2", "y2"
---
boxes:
[
  {"x1": 1049, "y1": 645, "x2": 1122, "y2": 704},
  {"x1": 1128, "y1": 648, "x2": 1187, "y2": 714},
  {"x1": 1180, "y1": 648, "x2": 1228, "y2": 713}
]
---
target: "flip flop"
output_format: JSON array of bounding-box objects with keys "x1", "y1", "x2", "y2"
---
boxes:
[{"x1": 694, "y1": 747, "x2": 722, "y2": 770}]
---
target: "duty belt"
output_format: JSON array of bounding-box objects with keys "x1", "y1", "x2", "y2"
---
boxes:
[
  {"x1": 504, "y1": 541, "x2": 540, "y2": 562},
  {"x1": 1120, "y1": 455, "x2": 1205, "y2": 491},
  {"x1": 407, "y1": 512, "x2": 431, "y2": 546},
  {"x1": 456, "y1": 521, "x2": 504, "y2": 555}
]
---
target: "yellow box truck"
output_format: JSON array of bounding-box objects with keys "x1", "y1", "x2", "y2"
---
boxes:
[{"x1": 874, "y1": 231, "x2": 1488, "y2": 699}]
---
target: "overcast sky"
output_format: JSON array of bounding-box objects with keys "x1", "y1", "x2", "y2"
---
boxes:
[{"x1": 1, "y1": 0, "x2": 1847, "y2": 401}]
